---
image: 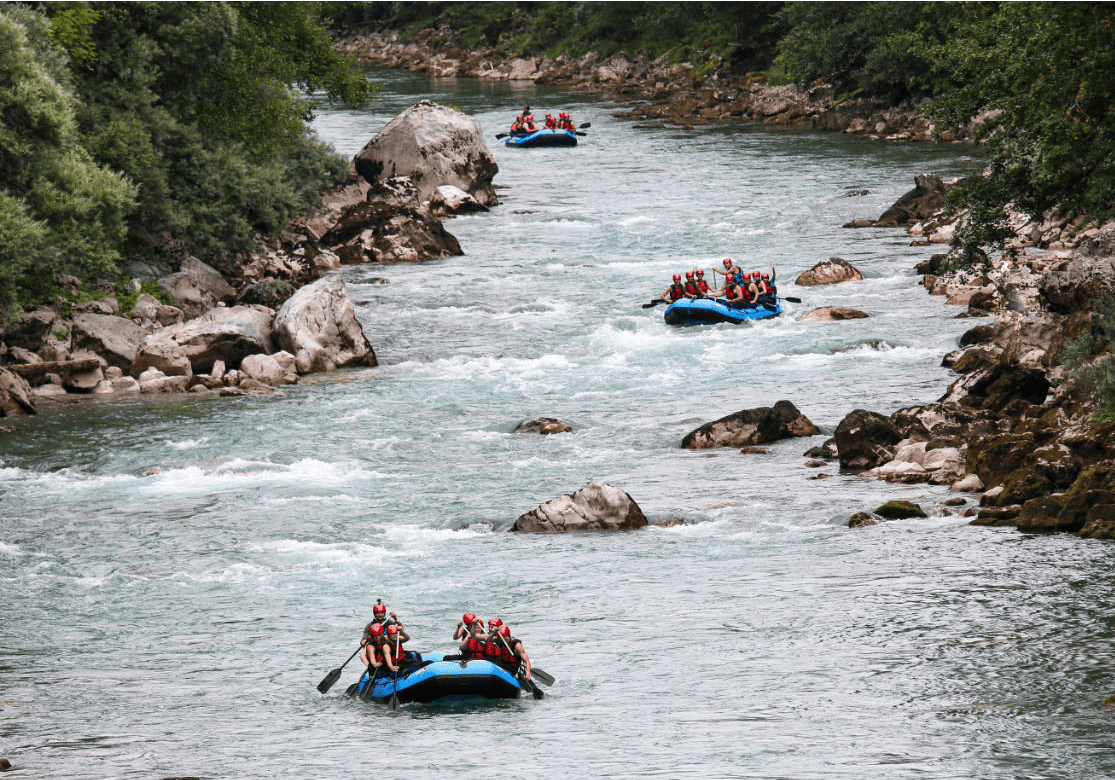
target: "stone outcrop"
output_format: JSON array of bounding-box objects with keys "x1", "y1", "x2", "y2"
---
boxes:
[
  {"x1": 0, "y1": 366, "x2": 35, "y2": 416},
  {"x1": 354, "y1": 100, "x2": 499, "y2": 207},
  {"x1": 139, "y1": 305, "x2": 275, "y2": 375},
  {"x1": 273, "y1": 275, "x2": 377, "y2": 374},
  {"x1": 511, "y1": 482, "x2": 647, "y2": 532},
  {"x1": 680, "y1": 400, "x2": 819, "y2": 449},
  {"x1": 795, "y1": 258, "x2": 864, "y2": 286}
]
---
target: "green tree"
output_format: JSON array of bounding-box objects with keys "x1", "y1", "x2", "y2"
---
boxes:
[
  {"x1": 925, "y1": 3, "x2": 1115, "y2": 257},
  {"x1": 0, "y1": 6, "x2": 135, "y2": 305}
]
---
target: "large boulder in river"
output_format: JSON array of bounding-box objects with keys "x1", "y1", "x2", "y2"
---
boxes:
[
  {"x1": 795, "y1": 257, "x2": 864, "y2": 286},
  {"x1": 273, "y1": 275, "x2": 377, "y2": 374},
  {"x1": 134, "y1": 305, "x2": 274, "y2": 376},
  {"x1": 835, "y1": 409, "x2": 903, "y2": 470},
  {"x1": 873, "y1": 173, "x2": 954, "y2": 227},
  {"x1": 680, "y1": 400, "x2": 819, "y2": 449},
  {"x1": 798, "y1": 307, "x2": 870, "y2": 322},
  {"x1": 354, "y1": 100, "x2": 499, "y2": 207},
  {"x1": 511, "y1": 482, "x2": 647, "y2": 533}
]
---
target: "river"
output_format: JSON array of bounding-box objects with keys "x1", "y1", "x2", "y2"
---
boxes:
[{"x1": 3, "y1": 68, "x2": 1115, "y2": 780}]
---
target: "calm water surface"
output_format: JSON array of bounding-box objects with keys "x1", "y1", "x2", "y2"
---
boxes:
[{"x1": 3, "y1": 69, "x2": 1115, "y2": 780}]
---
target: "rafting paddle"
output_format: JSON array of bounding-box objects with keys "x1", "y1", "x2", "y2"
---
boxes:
[
  {"x1": 641, "y1": 299, "x2": 667, "y2": 308},
  {"x1": 781, "y1": 296, "x2": 801, "y2": 303},
  {"x1": 359, "y1": 664, "x2": 378, "y2": 701},
  {"x1": 529, "y1": 667, "x2": 555, "y2": 687},
  {"x1": 317, "y1": 645, "x2": 362, "y2": 693},
  {"x1": 389, "y1": 635, "x2": 401, "y2": 709}
]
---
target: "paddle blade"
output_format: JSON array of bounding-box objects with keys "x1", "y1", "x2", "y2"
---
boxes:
[
  {"x1": 317, "y1": 667, "x2": 341, "y2": 693},
  {"x1": 641, "y1": 300, "x2": 663, "y2": 308},
  {"x1": 389, "y1": 693, "x2": 398, "y2": 709},
  {"x1": 530, "y1": 667, "x2": 556, "y2": 686},
  {"x1": 781, "y1": 296, "x2": 802, "y2": 303},
  {"x1": 580, "y1": 122, "x2": 591, "y2": 129}
]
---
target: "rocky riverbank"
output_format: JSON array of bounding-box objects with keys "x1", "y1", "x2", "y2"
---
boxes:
[
  {"x1": 0, "y1": 101, "x2": 496, "y2": 418},
  {"x1": 808, "y1": 177, "x2": 1115, "y2": 539},
  {"x1": 335, "y1": 27, "x2": 955, "y2": 141}
]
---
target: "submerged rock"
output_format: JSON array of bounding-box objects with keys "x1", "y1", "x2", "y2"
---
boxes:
[{"x1": 513, "y1": 417, "x2": 572, "y2": 434}]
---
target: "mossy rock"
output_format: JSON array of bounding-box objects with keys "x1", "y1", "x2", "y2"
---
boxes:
[
  {"x1": 873, "y1": 500, "x2": 926, "y2": 519},
  {"x1": 847, "y1": 511, "x2": 879, "y2": 528}
]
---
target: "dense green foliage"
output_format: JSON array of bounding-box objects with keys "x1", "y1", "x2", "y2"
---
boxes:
[
  {"x1": 1064, "y1": 299, "x2": 1115, "y2": 422},
  {"x1": 325, "y1": 2, "x2": 785, "y2": 72},
  {"x1": 0, "y1": 1, "x2": 373, "y2": 310}
]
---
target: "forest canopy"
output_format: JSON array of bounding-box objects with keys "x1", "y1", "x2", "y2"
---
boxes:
[{"x1": 0, "y1": 1, "x2": 374, "y2": 308}]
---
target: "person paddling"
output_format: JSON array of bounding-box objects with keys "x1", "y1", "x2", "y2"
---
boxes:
[
  {"x1": 557, "y1": 111, "x2": 577, "y2": 131},
  {"x1": 459, "y1": 615, "x2": 489, "y2": 660},
  {"x1": 358, "y1": 623, "x2": 398, "y2": 682},
  {"x1": 661, "y1": 274, "x2": 686, "y2": 303},
  {"x1": 694, "y1": 268, "x2": 711, "y2": 297},
  {"x1": 364, "y1": 598, "x2": 410, "y2": 644}
]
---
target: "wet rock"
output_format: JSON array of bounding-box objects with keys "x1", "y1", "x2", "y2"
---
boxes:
[
  {"x1": 834, "y1": 409, "x2": 902, "y2": 470},
  {"x1": 874, "y1": 174, "x2": 955, "y2": 227},
  {"x1": 847, "y1": 511, "x2": 879, "y2": 528},
  {"x1": 354, "y1": 100, "x2": 499, "y2": 207},
  {"x1": 511, "y1": 481, "x2": 647, "y2": 532},
  {"x1": 239, "y1": 352, "x2": 298, "y2": 386},
  {"x1": 273, "y1": 275, "x2": 377, "y2": 374},
  {"x1": 513, "y1": 417, "x2": 572, "y2": 434},
  {"x1": 158, "y1": 256, "x2": 236, "y2": 318},
  {"x1": 795, "y1": 257, "x2": 864, "y2": 286},
  {"x1": 873, "y1": 500, "x2": 927, "y2": 519},
  {"x1": 798, "y1": 307, "x2": 870, "y2": 321},
  {"x1": 680, "y1": 400, "x2": 819, "y2": 449}
]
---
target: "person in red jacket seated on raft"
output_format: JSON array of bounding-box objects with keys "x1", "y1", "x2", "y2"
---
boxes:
[
  {"x1": 453, "y1": 611, "x2": 483, "y2": 641},
  {"x1": 359, "y1": 622, "x2": 400, "y2": 679},
  {"x1": 682, "y1": 271, "x2": 702, "y2": 298},
  {"x1": 693, "y1": 268, "x2": 712, "y2": 296},
  {"x1": 660, "y1": 273, "x2": 686, "y2": 303},
  {"x1": 709, "y1": 274, "x2": 742, "y2": 302},
  {"x1": 557, "y1": 111, "x2": 577, "y2": 131},
  {"x1": 459, "y1": 616, "x2": 490, "y2": 659},
  {"x1": 544, "y1": 113, "x2": 557, "y2": 129},
  {"x1": 484, "y1": 624, "x2": 534, "y2": 680}
]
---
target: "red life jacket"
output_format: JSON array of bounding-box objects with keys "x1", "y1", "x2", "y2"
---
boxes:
[
  {"x1": 498, "y1": 637, "x2": 518, "y2": 666},
  {"x1": 757, "y1": 280, "x2": 772, "y2": 297},
  {"x1": 697, "y1": 279, "x2": 710, "y2": 294},
  {"x1": 669, "y1": 284, "x2": 685, "y2": 300},
  {"x1": 684, "y1": 282, "x2": 699, "y2": 296},
  {"x1": 483, "y1": 639, "x2": 502, "y2": 661},
  {"x1": 465, "y1": 635, "x2": 486, "y2": 659},
  {"x1": 724, "y1": 282, "x2": 737, "y2": 298},
  {"x1": 545, "y1": 117, "x2": 557, "y2": 129}
]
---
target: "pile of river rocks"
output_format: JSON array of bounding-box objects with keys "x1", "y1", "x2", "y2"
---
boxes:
[{"x1": 0, "y1": 101, "x2": 497, "y2": 416}]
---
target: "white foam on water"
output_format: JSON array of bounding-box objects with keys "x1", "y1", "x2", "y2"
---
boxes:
[{"x1": 166, "y1": 437, "x2": 208, "y2": 450}]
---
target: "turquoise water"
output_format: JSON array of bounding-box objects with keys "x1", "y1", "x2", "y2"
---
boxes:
[{"x1": 3, "y1": 69, "x2": 1115, "y2": 780}]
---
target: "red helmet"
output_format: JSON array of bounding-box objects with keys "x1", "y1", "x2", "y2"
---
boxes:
[
  {"x1": 462, "y1": 611, "x2": 476, "y2": 626},
  {"x1": 673, "y1": 274, "x2": 681, "y2": 281},
  {"x1": 696, "y1": 269, "x2": 704, "y2": 276},
  {"x1": 368, "y1": 622, "x2": 384, "y2": 636},
  {"x1": 762, "y1": 273, "x2": 770, "y2": 280},
  {"x1": 499, "y1": 625, "x2": 511, "y2": 638},
  {"x1": 373, "y1": 601, "x2": 386, "y2": 615},
  {"x1": 488, "y1": 617, "x2": 503, "y2": 628},
  {"x1": 723, "y1": 258, "x2": 732, "y2": 266},
  {"x1": 385, "y1": 624, "x2": 399, "y2": 636},
  {"x1": 743, "y1": 273, "x2": 751, "y2": 280},
  {"x1": 753, "y1": 271, "x2": 761, "y2": 278},
  {"x1": 560, "y1": 112, "x2": 569, "y2": 118},
  {"x1": 685, "y1": 271, "x2": 694, "y2": 279}
]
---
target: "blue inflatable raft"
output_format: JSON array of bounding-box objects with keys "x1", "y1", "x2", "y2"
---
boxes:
[
  {"x1": 347, "y1": 652, "x2": 523, "y2": 704},
  {"x1": 664, "y1": 297, "x2": 782, "y2": 326},
  {"x1": 505, "y1": 129, "x2": 578, "y2": 148}
]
